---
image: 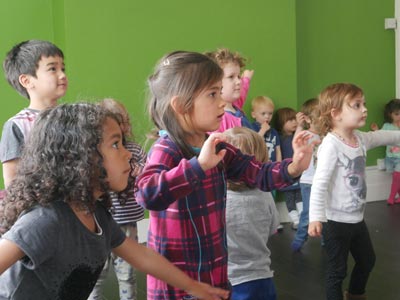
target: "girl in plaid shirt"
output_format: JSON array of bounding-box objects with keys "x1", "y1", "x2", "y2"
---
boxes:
[{"x1": 136, "y1": 51, "x2": 318, "y2": 300}]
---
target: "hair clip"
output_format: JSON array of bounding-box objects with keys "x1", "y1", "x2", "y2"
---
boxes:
[{"x1": 163, "y1": 59, "x2": 170, "y2": 66}]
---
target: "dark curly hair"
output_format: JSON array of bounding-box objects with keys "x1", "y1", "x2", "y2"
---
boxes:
[
  {"x1": 0, "y1": 103, "x2": 120, "y2": 233},
  {"x1": 384, "y1": 98, "x2": 400, "y2": 123}
]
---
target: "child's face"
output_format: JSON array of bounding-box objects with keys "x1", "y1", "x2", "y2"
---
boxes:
[
  {"x1": 221, "y1": 62, "x2": 241, "y2": 103},
  {"x1": 27, "y1": 55, "x2": 68, "y2": 106},
  {"x1": 188, "y1": 81, "x2": 225, "y2": 134},
  {"x1": 251, "y1": 103, "x2": 274, "y2": 124},
  {"x1": 283, "y1": 118, "x2": 297, "y2": 135},
  {"x1": 99, "y1": 117, "x2": 132, "y2": 192},
  {"x1": 390, "y1": 110, "x2": 400, "y2": 125},
  {"x1": 337, "y1": 96, "x2": 367, "y2": 130}
]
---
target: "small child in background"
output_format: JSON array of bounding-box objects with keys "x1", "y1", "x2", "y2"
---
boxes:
[
  {"x1": 136, "y1": 51, "x2": 316, "y2": 299},
  {"x1": 0, "y1": 40, "x2": 68, "y2": 188},
  {"x1": 224, "y1": 127, "x2": 279, "y2": 300},
  {"x1": 291, "y1": 98, "x2": 320, "y2": 252},
  {"x1": 274, "y1": 107, "x2": 303, "y2": 229},
  {"x1": 308, "y1": 83, "x2": 400, "y2": 300},
  {"x1": 0, "y1": 103, "x2": 228, "y2": 300},
  {"x1": 251, "y1": 96, "x2": 282, "y2": 162},
  {"x1": 206, "y1": 48, "x2": 254, "y2": 131},
  {"x1": 88, "y1": 98, "x2": 146, "y2": 300},
  {"x1": 371, "y1": 99, "x2": 400, "y2": 205}
]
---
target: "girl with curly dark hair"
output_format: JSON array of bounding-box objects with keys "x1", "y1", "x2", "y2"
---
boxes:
[{"x1": 0, "y1": 103, "x2": 229, "y2": 300}]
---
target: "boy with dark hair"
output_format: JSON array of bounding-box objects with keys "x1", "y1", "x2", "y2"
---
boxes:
[{"x1": 0, "y1": 40, "x2": 67, "y2": 187}]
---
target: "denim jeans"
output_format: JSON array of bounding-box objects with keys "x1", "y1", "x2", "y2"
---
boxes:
[
  {"x1": 292, "y1": 183, "x2": 311, "y2": 246},
  {"x1": 231, "y1": 278, "x2": 276, "y2": 300}
]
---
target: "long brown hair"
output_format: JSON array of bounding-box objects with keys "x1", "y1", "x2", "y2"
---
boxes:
[{"x1": 147, "y1": 51, "x2": 223, "y2": 159}]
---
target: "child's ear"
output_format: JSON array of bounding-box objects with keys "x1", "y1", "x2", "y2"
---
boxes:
[
  {"x1": 251, "y1": 111, "x2": 256, "y2": 119},
  {"x1": 19, "y1": 74, "x2": 33, "y2": 89},
  {"x1": 331, "y1": 108, "x2": 342, "y2": 121},
  {"x1": 170, "y1": 96, "x2": 185, "y2": 115}
]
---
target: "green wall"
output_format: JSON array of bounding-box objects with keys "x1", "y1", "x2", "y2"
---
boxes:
[
  {"x1": 296, "y1": 0, "x2": 396, "y2": 165},
  {"x1": 0, "y1": 0, "x2": 57, "y2": 129},
  {"x1": 0, "y1": 0, "x2": 396, "y2": 188}
]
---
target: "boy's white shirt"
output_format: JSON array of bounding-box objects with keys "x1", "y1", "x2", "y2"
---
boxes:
[{"x1": 309, "y1": 130, "x2": 400, "y2": 224}]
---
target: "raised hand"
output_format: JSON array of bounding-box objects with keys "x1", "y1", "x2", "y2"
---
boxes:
[
  {"x1": 288, "y1": 130, "x2": 320, "y2": 177},
  {"x1": 198, "y1": 133, "x2": 227, "y2": 172}
]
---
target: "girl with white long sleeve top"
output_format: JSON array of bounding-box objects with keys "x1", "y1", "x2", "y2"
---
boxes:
[{"x1": 308, "y1": 83, "x2": 400, "y2": 300}]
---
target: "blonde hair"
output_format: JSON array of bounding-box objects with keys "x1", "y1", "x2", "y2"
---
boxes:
[
  {"x1": 98, "y1": 98, "x2": 133, "y2": 138},
  {"x1": 317, "y1": 83, "x2": 364, "y2": 136},
  {"x1": 251, "y1": 96, "x2": 274, "y2": 112},
  {"x1": 223, "y1": 127, "x2": 268, "y2": 191},
  {"x1": 205, "y1": 48, "x2": 246, "y2": 69}
]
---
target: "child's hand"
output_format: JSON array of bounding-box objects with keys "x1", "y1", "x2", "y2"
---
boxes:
[
  {"x1": 296, "y1": 112, "x2": 306, "y2": 130},
  {"x1": 186, "y1": 281, "x2": 230, "y2": 300},
  {"x1": 308, "y1": 221, "x2": 323, "y2": 237},
  {"x1": 241, "y1": 69, "x2": 254, "y2": 80},
  {"x1": 370, "y1": 123, "x2": 379, "y2": 131},
  {"x1": 198, "y1": 133, "x2": 227, "y2": 172},
  {"x1": 259, "y1": 122, "x2": 270, "y2": 135},
  {"x1": 288, "y1": 130, "x2": 320, "y2": 177}
]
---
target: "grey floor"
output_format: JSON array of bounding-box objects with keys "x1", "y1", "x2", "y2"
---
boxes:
[{"x1": 103, "y1": 201, "x2": 400, "y2": 299}]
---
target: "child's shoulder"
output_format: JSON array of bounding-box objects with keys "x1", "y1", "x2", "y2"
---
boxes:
[
  {"x1": 382, "y1": 122, "x2": 398, "y2": 130},
  {"x1": 150, "y1": 134, "x2": 181, "y2": 155},
  {"x1": 6, "y1": 108, "x2": 39, "y2": 123}
]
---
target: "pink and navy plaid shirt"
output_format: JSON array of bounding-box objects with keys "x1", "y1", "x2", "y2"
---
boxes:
[{"x1": 136, "y1": 135, "x2": 296, "y2": 299}]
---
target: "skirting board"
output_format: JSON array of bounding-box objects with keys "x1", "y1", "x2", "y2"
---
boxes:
[{"x1": 137, "y1": 166, "x2": 393, "y2": 242}]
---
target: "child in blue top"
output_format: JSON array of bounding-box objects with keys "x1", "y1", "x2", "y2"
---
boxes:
[
  {"x1": 274, "y1": 107, "x2": 303, "y2": 229},
  {"x1": 291, "y1": 99, "x2": 321, "y2": 251},
  {"x1": 0, "y1": 103, "x2": 229, "y2": 300},
  {"x1": 251, "y1": 96, "x2": 282, "y2": 162}
]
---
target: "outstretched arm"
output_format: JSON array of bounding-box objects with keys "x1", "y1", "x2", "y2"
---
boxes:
[
  {"x1": 0, "y1": 239, "x2": 25, "y2": 275},
  {"x1": 113, "y1": 238, "x2": 229, "y2": 300}
]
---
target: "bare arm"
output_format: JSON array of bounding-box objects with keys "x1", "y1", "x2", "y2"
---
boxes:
[
  {"x1": 275, "y1": 146, "x2": 282, "y2": 162},
  {"x1": 113, "y1": 238, "x2": 229, "y2": 300},
  {"x1": 2, "y1": 159, "x2": 18, "y2": 188},
  {"x1": 0, "y1": 239, "x2": 25, "y2": 275}
]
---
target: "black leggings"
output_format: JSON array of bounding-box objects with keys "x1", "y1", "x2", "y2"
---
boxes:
[{"x1": 322, "y1": 220, "x2": 375, "y2": 300}]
